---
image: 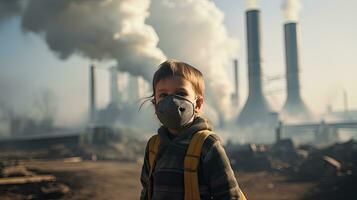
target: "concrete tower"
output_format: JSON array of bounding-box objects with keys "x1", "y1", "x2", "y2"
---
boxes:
[
  {"x1": 281, "y1": 22, "x2": 310, "y2": 119},
  {"x1": 237, "y1": 6, "x2": 272, "y2": 126},
  {"x1": 89, "y1": 64, "x2": 96, "y2": 124}
]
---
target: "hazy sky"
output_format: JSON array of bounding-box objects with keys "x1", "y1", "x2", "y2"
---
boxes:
[{"x1": 0, "y1": 0, "x2": 356, "y2": 126}]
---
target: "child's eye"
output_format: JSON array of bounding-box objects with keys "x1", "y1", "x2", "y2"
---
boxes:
[
  {"x1": 159, "y1": 93, "x2": 168, "y2": 98},
  {"x1": 176, "y1": 91, "x2": 188, "y2": 97}
]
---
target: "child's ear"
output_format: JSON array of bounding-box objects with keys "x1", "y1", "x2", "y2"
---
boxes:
[
  {"x1": 194, "y1": 96, "x2": 204, "y2": 113},
  {"x1": 151, "y1": 98, "x2": 155, "y2": 105}
]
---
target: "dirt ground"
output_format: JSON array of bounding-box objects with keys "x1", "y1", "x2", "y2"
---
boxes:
[
  {"x1": 0, "y1": 160, "x2": 317, "y2": 200},
  {"x1": 237, "y1": 171, "x2": 316, "y2": 200}
]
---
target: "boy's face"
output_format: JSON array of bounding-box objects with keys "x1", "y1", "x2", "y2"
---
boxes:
[{"x1": 154, "y1": 76, "x2": 203, "y2": 113}]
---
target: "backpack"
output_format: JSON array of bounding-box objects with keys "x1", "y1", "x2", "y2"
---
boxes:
[
  {"x1": 146, "y1": 130, "x2": 210, "y2": 200},
  {"x1": 146, "y1": 130, "x2": 247, "y2": 200}
]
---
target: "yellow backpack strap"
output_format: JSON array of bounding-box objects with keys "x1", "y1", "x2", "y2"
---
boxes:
[
  {"x1": 239, "y1": 189, "x2": 247, "y2": 200},
  {"x1": 147, "y1": 134, "x2": 160, "y2": 200},
  {"x1": 184, "y1": 130, "x2": 214, "y2": 200}
]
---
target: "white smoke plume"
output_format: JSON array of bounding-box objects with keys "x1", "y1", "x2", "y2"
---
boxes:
[
  {"x1": 282, "y1": 0, "x2": 302, "y2": 23},
  {"x1": 148, "y1": 0, "x2": 239, "y2": 121},
  {"x1": 0, "y1": 0, "x2": 240, "y2": 126},
  {"x1": 21, "y1": 0, "x2": 166, "y2": 80},
  {"x1": 246, "y1": 0, "x2": 260, "y2": 11}
]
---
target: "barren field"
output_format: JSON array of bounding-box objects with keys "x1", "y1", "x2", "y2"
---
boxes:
[{"x1": 0, "y1": 160, "x2": 317, "y2": 200}]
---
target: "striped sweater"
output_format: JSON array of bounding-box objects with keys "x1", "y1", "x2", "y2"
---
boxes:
[{"x1": 140, "y1": 116, "x2": 244, "y2": 200}]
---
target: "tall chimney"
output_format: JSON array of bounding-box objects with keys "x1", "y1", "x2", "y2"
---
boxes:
[
  {"x1": 128, "y1": 75, "x2": 140, "y2": 105},
  {"x1": 89, "y1": 64, "x2": 96, "y2": 124},
  {"x1": 232, "y1": 59, "x2": 240, "y2": 107},
  {"x1": 110, "y1": 67, "x2": 120, "y2": 106},
  {"x1": 281, "y1": 22, "x2": 310, "y2": 119},
  {"x1": 237, "y1": 7, "x2": 272, "y2": 126}
]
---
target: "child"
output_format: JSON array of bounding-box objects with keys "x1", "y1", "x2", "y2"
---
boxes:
[{"x1": 140, "y1": 60, "x2": 246, "y2": 200}]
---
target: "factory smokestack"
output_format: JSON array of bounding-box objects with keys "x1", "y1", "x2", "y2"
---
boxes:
[
  {"x1": 237, "y1": 3, "x2": 272, "y2": 126},
  {"x1": 231, "y1": 59, "x2": 240, "y2": 107},
  {"x1": 110, "y1": 67, "x2": 120, "y2": 106},
  {"x1": 89, "y1": 64, "x2": 96, "y2": 124},
  {"x1": 281, "y1": 0, "x2": 310, "y2": 120}
]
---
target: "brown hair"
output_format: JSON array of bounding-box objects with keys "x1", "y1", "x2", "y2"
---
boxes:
[
  {"x1": 152, "y1": 60, "x2": 205, "y2": 98},
  {"x1": 140, "y1": 60, "x2": 205, "y2": 109}
]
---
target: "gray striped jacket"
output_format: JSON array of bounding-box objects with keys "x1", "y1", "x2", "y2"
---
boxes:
[{"x1": 140, "y1": 116, "x2": 244, "y2": 200}]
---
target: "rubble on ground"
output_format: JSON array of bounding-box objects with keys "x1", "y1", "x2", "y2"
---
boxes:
[
  {"x1": 225, "y1": 139, "x2": 357, "y2": 199},
  {"x1": 0, "y1": 127, "x2": 148, "y2": 199},
  {"x1": 226, "y1": 139, "x2": 357, "y2": 179},
  {"x1": 0, "y1": 161, "x2": 70, "y2": 199},
  {"x1": 1, "y1": 125, "x2": 356, "y2": 199}
]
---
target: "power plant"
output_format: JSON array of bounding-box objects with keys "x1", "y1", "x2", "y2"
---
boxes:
[
  {"x1": 87, "y1": 65, "x2": 152, "y2": 127},
  {"x1": 86, "y1": 1, "x2": 319, "y2": 135},
  {"x1": 236, "y1": 0, "x2": 315, "y2": 135},
  {"x1": 89, "y1": 2, "x2": 312, "y2": 135},
  {"x1": 3, "y1": 0, "x2": 353, "y2": 145}
]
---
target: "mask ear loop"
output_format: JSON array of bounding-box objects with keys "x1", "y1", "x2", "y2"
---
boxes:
[{"x1": 192, "y1": 96, "x2": 200, "y2": 117}]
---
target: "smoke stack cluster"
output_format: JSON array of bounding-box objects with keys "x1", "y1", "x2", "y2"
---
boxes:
[
  {"x1": 237, "y1": 1, "x2": 272, "y2": 127},
  {"x1": 238, "y1": 0, "x2": 310, "y2": 127},
  {"x1": 0, "y1": 0, "x2": 239, "y2": 127}
]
